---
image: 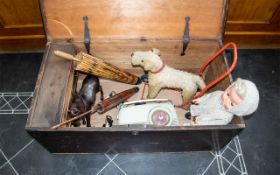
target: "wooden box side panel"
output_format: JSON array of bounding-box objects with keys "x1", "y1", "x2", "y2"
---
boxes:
[
  {"x1": 27, "y1": 43, "x2": 75, "y2": 127},
  {"x1": 27, "y1": 128, "x2": 242, "y2": 153},
  {"x1": 204, "y1": 53, "x2": 231, "y2": 91},
  {"x1": 27, "y1": 40, "x2": 222, "y2": 128},
  {"x1": 73, "y1": 40, "x2": 221, "y2": 73},
  {"x1": 203, "y1": 44, "x2": 245, "y2": 125},
  {"x1": 70, "y1": 40, "x2": 244, "y2": 127},
  {"x1": 41, "y1": 0, "x2": 227, "y2": 41}
]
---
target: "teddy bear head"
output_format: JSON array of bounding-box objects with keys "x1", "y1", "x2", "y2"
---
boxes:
[{"x1": 131, "y1": 48, "x2": 163, "y2": 72}]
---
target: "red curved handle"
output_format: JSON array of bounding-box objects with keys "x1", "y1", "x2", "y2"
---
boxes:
[{"x1": 193, "y1": 42, "x2": 238, "y2": 100}]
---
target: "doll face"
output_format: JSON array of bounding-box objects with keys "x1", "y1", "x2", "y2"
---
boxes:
[{"x1": 221, "y1": 85, "x2": 243, "y2": 110}]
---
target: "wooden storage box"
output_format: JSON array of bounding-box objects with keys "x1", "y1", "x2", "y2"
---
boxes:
[{"x1": 26, "y1": 0, "x2": 245, "y2": 153}]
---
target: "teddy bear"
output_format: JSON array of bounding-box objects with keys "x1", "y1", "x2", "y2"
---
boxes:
[{"x1": 131, "y1": 48, "x2": 206, "y2": 108}]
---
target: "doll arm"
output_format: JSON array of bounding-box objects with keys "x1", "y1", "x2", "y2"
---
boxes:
[
  {"x1": 190, "y1": 91, "x2": 224, "y2": 116},
  {"x1": 192, "y1": 93, "x2": 209, "y2": 104},
  {"x1": 194, "y1": 118, "x2": 230, "y2": 126},
  {"x1": 194, "y1": 111, "x2": 233, "y2": 126},
  {"x1": 192, "y1": 91, "x2": 223, "y2": 104}
]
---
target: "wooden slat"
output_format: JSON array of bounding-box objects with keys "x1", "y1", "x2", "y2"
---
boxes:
[
  {"x1": 226, "y1": 23, "x2": 280, "y2": 32},
  {"x1": 0, "y1": 0, "x2": 42, "y2": 26},
  {"x1": 204, "y1": 55, "x2": 231, "y2": 92},
  {"x1": 224, "y1": 35, "x2": 280, "y2": 48},
  {"x1": 227, "y1": 0, "x2": 280, "y2": 22},
  {"x1": 0, "y1": 38, "x2": 45, "y2": 52},
  {"x1": 41, "y1": 0, "x2": 226, "y2": 41},
  {"x1": 73, "y1": 39, "x2": 221, "y2": 73},
  {"x1": 0, "y1": 0, "x2": 45, "y2": 52},
  {"x1": 225, "y1": 0, "x2": 280, "y2": 48},
  {"x1": 0, "y1": 25, "x2": 44, "y2": 36},
  {"x1": 27, "y1": 128, "x2": 243, "y2": 153},
  {"x1": 28, "y1": 43, "x2": 75, "y2": 127}
]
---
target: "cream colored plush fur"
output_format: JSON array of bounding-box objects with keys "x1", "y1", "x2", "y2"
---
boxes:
[{"x1": 131, "y1": 48, "x2": 206, "y2": 106}]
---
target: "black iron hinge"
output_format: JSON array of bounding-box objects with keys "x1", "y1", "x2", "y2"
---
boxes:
[
  {"x1": 181, "y1": 16, "x2": 190, "y2": 56},
  {"x1": 83, "y1": 16, "x2": 91, "y2": 54}
]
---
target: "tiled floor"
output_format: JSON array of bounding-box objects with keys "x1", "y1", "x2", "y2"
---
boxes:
[
  {"x1": 0, "y1": 50, "x2": 279, "y2": 174},
  {"x1": 0, "y1": 92, "x2": 33, "y2": 114}
]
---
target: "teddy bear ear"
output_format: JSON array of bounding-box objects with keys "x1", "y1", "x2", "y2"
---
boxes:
[{"x1": 151, "y1": 48, "x2": 160, "y2": 56}]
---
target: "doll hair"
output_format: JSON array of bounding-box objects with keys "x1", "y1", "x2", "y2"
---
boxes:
[
  {"x1": 233, "y1": 78, "x2": 247, "y2": 100},
  {"x1": 229, "y1": 78, "x2": 259, "y2": 116}
]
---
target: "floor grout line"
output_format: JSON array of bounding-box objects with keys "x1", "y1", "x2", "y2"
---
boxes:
[
  {"x1": 0, "y1": 92, "x2": 33, "y2": 115},
  {"x1": 0, "y1": 92, "x2": 34, "y2": 95},
  {"x1": 223, "y1": 155, "x2": 240, "y2": 174},
  {"x1": 96, "y1": 154, "x2": 119, "y2": 175},
  {"x1": 104, "y1": 154, "x2": 127, "y2": 175},
  {"x1": 0, "y1": 112, "x2": 30, "y2": 115},
  {"x1": 0, "y1": 96, "x2": 16, "y2": 110},
  {"x1": 0, "y1": 139, "x2": 34, "y2": 169},
  {"x1": 220, "y1": 145, "x2": 230, "y2": 156},
  {"x1": 13, "y1": 95, "x2": 30, "y2": 110},
  {"x1": 235, "y1": 136, "x2": 248, "y2": 174},
  {"x1": 226, "y1": 145, "x2": 239, "y2": 155},
  {"x1": 235, "y1": 139, "x2": 245, "y2": 174},
  {"x1": 0, "y1": 149, "x2": 19, "y2": 175},
  {"x1": 212, "y1": 132, "x2": 224, "y2": 175},
  {"x1": 216, "y1": 153, "x2": 223, "y2": 175},
  {"x1": 207, "y1": 136, "x2": 248, "y2": 175},
  {"x1": 201, "y1": 156, "x2": 217, "y2": 175},
  {"x1": 221, "y1": 155, "x2": 242, "y2": 174}
]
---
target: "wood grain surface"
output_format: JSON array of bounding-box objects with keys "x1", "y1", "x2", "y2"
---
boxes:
[
  {"x1": 0, "y1": 0, "x2": 45, "y2": 52},
  {"x1": 41, "y1": 0, "x2": 226, "y2": 41}
]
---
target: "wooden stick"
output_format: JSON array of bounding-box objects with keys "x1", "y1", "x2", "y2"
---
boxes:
[
  {"x1": 50, "y1": 87, "x2": 139, "y2": 129},
  {"x1": 51, "y1": 107, "x2": 98, "y2": 129},
  {"x1": 54, "y1": 50, "x2": 81, "y2": 62}
]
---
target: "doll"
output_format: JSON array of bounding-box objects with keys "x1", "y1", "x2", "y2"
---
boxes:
[{"x1": 185, "y1": 78, "x2": 259, "y2": 126}]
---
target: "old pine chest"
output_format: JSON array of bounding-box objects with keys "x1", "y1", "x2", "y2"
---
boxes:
[{"x1": 26, "y1": 0, "x2": 245, "y2": 153}]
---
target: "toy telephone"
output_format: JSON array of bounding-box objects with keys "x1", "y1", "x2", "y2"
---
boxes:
[{"x1": 117, "y1": 99, "x2": 179, "y2": 126}]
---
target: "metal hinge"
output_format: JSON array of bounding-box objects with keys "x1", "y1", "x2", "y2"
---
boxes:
[
  {"x1": 83, "y1": 16, "x2": 91, "y2": 54},
  {"x1": 181, "y1": 16, "x2": 190, "y2": 56}
]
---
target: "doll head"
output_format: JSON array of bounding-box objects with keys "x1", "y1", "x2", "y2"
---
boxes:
[{"x1": 222, "y1": 78, "x2": 259, "y2": 116}]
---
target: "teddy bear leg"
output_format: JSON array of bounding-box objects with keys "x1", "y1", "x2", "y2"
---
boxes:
[
  {"x1": 181, "y1": 89, "x2": 197, "y2": 110},
  {"x1": 147, "y1": 85, "x2": 161, "y2": 99}
]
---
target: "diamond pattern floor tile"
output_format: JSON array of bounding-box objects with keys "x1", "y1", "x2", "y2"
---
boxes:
[
  {"x1": 0, "y1": 150, "x2": 6, "y2": 168},
  {"x1": 0, "y1": 164, "x2": 17, "y2": 175},
  {"x1": 0, "y1": 92, "x2": 33, "y2": 114},
  {"x1": 0, "y1": 114, "x2": 33, "y2": 159}
]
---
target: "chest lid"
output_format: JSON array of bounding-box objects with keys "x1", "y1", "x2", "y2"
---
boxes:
[{"x1": 41, "y1": 0, "x2": 228, "y2": 42}]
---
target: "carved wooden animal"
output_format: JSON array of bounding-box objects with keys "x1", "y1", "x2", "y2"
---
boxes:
[{"x1": 69, "y1": 75, "x2": 104, "y2": 127}]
